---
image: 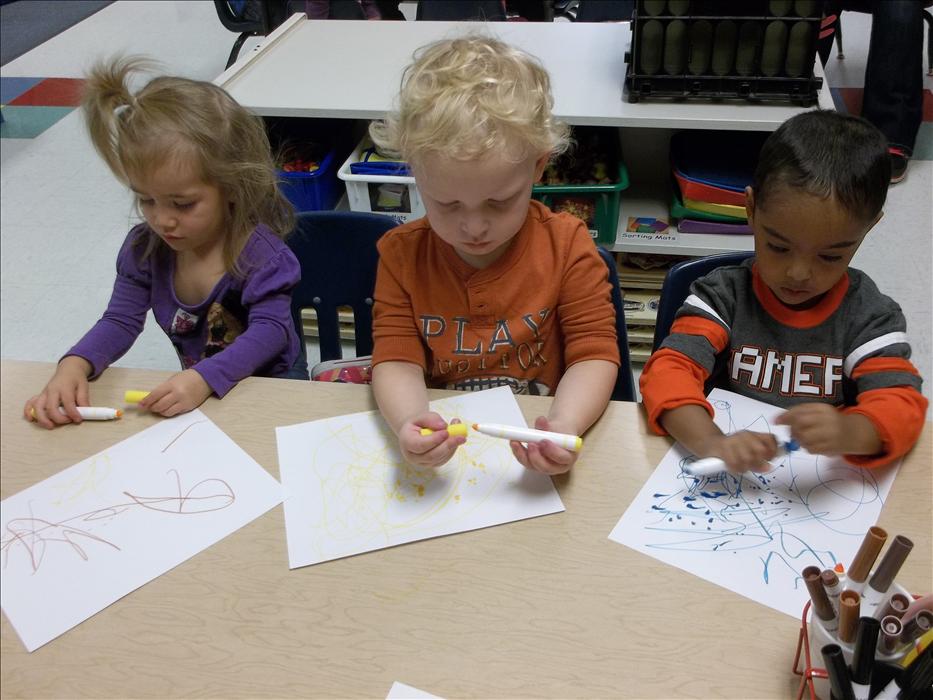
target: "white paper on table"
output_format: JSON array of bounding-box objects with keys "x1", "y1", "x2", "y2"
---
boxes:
[
  {"x1": 609, "y1": 389, "x2": 901, "y2": 618},
  {"x1": 277, "y1": 386, "x2": 565, "y2": 568},
  {"x1": 0, "y1": 410, "x2": 282, "y2": 651},
  {"x1": 387, "y1": 681, "x2": 443, "y2": 699}
]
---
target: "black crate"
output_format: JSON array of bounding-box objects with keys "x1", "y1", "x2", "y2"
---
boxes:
[{"x1": 624, "y1": 0, "x2": 823, "y2": 105}]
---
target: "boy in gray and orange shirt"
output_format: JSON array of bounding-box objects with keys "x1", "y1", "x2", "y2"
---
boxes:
[{"x1": 640, "y1": 111, "x2": 927, "y2": 472}]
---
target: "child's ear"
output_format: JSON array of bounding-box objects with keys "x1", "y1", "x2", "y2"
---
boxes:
[{"x1": 745, "y1": 186, "x2": 756, "y2": 222}]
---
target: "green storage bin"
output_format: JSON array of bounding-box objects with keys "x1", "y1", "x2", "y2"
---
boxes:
[{"x1": 532, "y1": 162, "x2": 630, "y2": 245}]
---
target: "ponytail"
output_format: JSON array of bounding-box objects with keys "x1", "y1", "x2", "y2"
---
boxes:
[{"x1": 82, "y1": 56, "x2": 154, "y2": 183}]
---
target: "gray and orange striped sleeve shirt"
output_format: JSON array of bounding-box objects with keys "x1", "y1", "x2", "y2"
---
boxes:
[{"x1": 640, "y1": 259, "x2": 927, "y2": 468}]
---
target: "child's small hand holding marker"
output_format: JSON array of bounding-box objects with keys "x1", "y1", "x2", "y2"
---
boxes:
[
  {"x1": 124, "y1": 369, "x2": 213, "y2": 417},
  {"x1": 23, "y1": 356, "x2": 93, "y2": 429},
  {"x1": 403, "y1": 415, "x2": 466, "y2": 468},
  {"x1": 775, "y1": 403, "x2": 883, "y2": 459},
  {"x1": 504, "y1": 416, "x2": 582, "y2": 476},
  {"x1": 685, "y1": 438, "x2": 799, "y2": 477},
  {"x1": 422, "y1": 418, "x2": 584, "y2": 475}
]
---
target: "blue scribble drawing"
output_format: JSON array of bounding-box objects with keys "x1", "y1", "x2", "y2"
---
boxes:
[{"x1": 645, "y1": 399, "x2": 883, "y2": 587}]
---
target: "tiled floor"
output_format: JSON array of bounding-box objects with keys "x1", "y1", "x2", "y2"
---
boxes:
[
  {"x1": 1, "y1": 3, "x2": 931, "y2": 411},
  {"x1": 0, "y1": 77, "x2": 84, "y2": 138}
]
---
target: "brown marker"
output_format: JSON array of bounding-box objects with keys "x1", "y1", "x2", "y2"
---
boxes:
[
  {"x1": 874, "y1": 592, "x2": 911, "y2": 621},
  {"x1": 821, "y1": 569, "x2": 843, "y2": 611},
  {"x1": 867, "y1": 535, "x2": 914, "y2": 597},
  {"x1": 839, "y1": 589, "x2": 861, "y2": 644},
  {"x1": 899, "y1": 610, "x2": 933, "y2": 644},
  {"x1": 847, "y1": 526, "x2": 887, "y2": 593},
  {"x1": 878, "y1": 615, "x2": 903, "y2": 654},
  {"x1": 804, "y1": 565, "x2": 837, "y2": 630}
]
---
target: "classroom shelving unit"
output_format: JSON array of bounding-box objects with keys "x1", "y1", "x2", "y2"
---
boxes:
[{"x1": 215, "y1": 15, "x2": 830, "y2": 363}]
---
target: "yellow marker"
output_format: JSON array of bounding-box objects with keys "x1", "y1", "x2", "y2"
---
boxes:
[
  {"x1": 471, "y1": 422, "x2": 583, "y2": 452},
  {"x1": 31, "y1": 406, "x2": 123, "y2": 420},
  {"x1": 901, "y1": 629, "x2": 933, "y2": 667},
  {"x1": 420, "y1": 423, "x2": 469, "y2": 437},
  {"x1": 124, "y1": 390, "x2": 150, "y2": 404}
]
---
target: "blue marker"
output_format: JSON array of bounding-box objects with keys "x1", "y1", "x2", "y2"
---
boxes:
[{"x1": 683, "y1": 439, "x2": 799, "y2": 477}]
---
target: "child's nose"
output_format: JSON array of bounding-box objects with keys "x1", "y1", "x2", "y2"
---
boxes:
[
  {"x1": 787, "y1": 257, "x2": 811, "y2": 282},
  {"x1": 461, "y1": 212, "x2": 488, "y2": 238},
  {"x1": 151, "y1": 205, "x2": 176, "y2": 231}
]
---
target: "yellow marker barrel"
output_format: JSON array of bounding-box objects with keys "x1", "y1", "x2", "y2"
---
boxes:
[{"x1": 420, "y1": 423, "x2": 469, "y2": 437}]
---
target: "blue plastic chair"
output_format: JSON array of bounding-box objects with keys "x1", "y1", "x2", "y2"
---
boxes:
[
  {"x1": 597, "y1": 246, "x2": 637, "y2": 402},
  {"x1": 286, "y1": 211, "x2": 398, "y2": 373},
  {"x1": 652, "y1": 251, "x2": 754, "y2": 352}
]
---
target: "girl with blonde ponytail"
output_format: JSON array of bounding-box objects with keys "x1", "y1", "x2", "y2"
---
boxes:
[{"x1": 25, "y1": 57, "x2": 306, "y2": 428}]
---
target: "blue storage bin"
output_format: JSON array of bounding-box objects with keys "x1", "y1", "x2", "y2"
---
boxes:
[{"x1": 278, "y1": 147, "x2": 340, "y2": 212}]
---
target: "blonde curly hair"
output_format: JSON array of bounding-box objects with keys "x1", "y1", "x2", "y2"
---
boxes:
[
  {"x1": 370, "y1": 35, "x2": 570, "y2": 165},
  {"x1": 83, "y1": 56, "x2": 294, "y2": 277}
]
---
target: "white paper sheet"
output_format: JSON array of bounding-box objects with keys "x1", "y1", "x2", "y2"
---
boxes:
[
  {"x1": 387, "y1": 682, "x2": 442, "y2": 699},
  {"x1": 609, "y1": 389, "x2": 901, "y2": 618},
  {"x1": 277, "y1": 386, "x2": 565, "y2": 568},
  {"x1": 0, "y1": 410, "x2": 282, "y2": 651}
]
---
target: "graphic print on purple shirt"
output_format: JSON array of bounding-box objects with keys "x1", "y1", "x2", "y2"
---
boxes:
[
  {"x1": 170, "y1": 308, "x2": 199, "y2": 336},
  {"x1": 172, "y1": 291, "x2": 249, "y2": 368}
]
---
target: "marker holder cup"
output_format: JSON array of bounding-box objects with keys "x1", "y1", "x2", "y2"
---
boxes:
[{"x1": 792, "y1": 573, "x2": 916, "y2": 700}]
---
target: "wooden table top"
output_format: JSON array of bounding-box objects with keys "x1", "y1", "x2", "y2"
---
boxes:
[{"x1": 2, "y1": 360, "x2": 930, "y2": 698}]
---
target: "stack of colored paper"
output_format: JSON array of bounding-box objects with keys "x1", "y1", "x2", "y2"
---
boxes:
[{"x1": 669, "y1": 130, "x2": 769, "y2": 234}]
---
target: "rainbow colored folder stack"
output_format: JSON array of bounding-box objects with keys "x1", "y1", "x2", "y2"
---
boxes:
[{"x1": 669, "y1": 130, "x2": 769, "y2": 234}]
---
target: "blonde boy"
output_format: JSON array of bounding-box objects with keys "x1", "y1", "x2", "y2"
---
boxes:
[{"x1": 370, "y1": 36, "x2": 620, "y2": 474}]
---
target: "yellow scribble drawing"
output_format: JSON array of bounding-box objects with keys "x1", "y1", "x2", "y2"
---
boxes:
[
  {"x1": 305, "y1": 395, "x2": 517, "y2": 556},
  {"x1": 51, "y1": 454, "x2": 112, "y2": 507}
]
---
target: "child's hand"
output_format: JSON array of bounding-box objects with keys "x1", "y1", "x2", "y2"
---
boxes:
[
  {"x1": 510, "y1": 416, "x2": 578, "y2": 475},
  {"x1": 397, "y1": 413, "x2": 466, "y2": 468},
  {"x1": 776, "y1": 403, "x2": 877, "y2": 456},
  {"x1": 700, "y1": 431, "x2": 779, "y2": 473},
  {"x1": 24, "y1": 356, "x2": 92, "y2": 429},
  {"x1": 139, "y1": 369, "x2": 213, "y2": 417}
]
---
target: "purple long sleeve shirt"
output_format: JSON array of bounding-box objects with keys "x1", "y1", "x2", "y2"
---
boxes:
[{"x1": 67, "y1": 223, "x2": 302, "y2": 397}]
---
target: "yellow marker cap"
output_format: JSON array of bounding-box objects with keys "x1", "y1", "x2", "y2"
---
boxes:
[
  {"x1": 574, "y1": 437, "x2": 583, "y2": 451},
  {"x1": 124, "y1": 390, "x2": 150, "y2": 404},
  {"x1": 420, "y1": 423, "x2": 468, "y2": 437}
]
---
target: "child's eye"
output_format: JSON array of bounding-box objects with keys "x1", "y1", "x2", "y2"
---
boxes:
[
  {"x1": 767, "y1": 243, "x2": 789, "y2": 253},
  {"x1": 173, "y1": 201, "x2": 194, "y2": 210},
  {"x1": 820, "y1": 254, "x2": 843, "y2": 262}
]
